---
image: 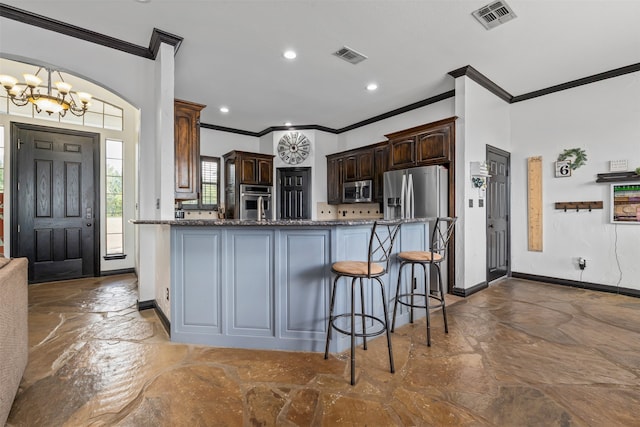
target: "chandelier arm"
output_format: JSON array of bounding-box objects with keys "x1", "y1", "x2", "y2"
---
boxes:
[
  {"x1": 7, "y1": 94, "x2": 30, "y2": 107},
  {"x1": 68, "y1": 105, "x2": 87, "y2": 117}
]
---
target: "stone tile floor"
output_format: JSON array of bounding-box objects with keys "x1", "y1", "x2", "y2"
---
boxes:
[{"x1": 6, "y1": 274, "x2": 640, "y2": 426}]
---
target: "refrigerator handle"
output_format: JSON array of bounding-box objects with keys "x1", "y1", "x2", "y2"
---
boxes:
[
  {"x1": 407, "y1": 173, "x2": 414, "y2": 219},
  {"x1": 400, "y1": 174, "x2": 407, "y2": 219}
]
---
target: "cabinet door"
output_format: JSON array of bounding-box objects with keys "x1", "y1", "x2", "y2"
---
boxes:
[
  {"x1": 389, "y1": 137, "x2": 416, "y2": 170},
  {"x1": 344, "y1": 155, "x2": 358, "y2": 181},
  {"x1": 416, "y1": 125, "x2": 451, "y2": 165},
  {"x1": 240, "y1": 157, "x2": 258, "y2": 184},
  {"x1": 256, "y1": 158, "x2": 273, "y2": 185},
  {"x1": 358, "y1": 151, "x2": 374, "y2": 180},
  {"x1": 327, "y1": 157, "x2": 344, "y2": 204},
  {"x1": 373, "y1": 145, "x2": 389, "y2": 202},
  {"x1": 174, "y1": 102, "x2": 201, "y2": 200}
]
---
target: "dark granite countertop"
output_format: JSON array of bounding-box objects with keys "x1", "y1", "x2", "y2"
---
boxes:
[{"x1": 130, "y1": 217, "x2": 442, "y2": 226}]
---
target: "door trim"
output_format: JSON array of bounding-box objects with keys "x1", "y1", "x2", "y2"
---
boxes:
[
  {"x1": 10, "y1": 122, "x2": 101, "y2": 281},
  {"x1": 486, "y1": 144, "x2": 511, "y2": 282}
]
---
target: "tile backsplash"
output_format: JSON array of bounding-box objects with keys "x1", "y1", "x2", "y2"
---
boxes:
[
  {"x1": 316, "y1": 203, "x2": 382, "y2": 220},
  {"x1": 183, "y1": 210, "x2": 219, "y2": 219}
]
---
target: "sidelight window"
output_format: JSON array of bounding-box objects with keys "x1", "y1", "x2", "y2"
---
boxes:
[
  {"x1": 105, "y1": 139, "x2": 124, "y2": 256},
  {"x1": 182, "y1": 156, "x2": 219, "y2": 209}
]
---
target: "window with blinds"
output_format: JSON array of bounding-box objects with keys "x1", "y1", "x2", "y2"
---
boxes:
[{"x1": 182, "y1": 156, "x2": 219, "y2": 209}]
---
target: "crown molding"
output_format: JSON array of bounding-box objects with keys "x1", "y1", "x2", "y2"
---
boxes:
[
  {"x1": 512, "y1": 62, "x2": 640, "y2": 103},
  {"x1": 448, "y1": 65, "x2": 513, "y2": 102},
  {"x1": 449, "y1": 63, "x2": 640, "y2": 105},
  {"x1": 148, "y1": 28, "x2": 183, "y2": 58},
  {"x1": 199, "y1": 123, "x2": 261, "y2": 137},
  {"x1": 257, "y1": 124, "x2": 338, "y2": 137},
  {"x1": 336, "y1": 90, "x2": 456, "y2": 133},
  {"x1": 201, "y1": 90, "x2": 455, "y2": 138},
  {"x1": 0, "y1": 4, "x2": 181, "y2": 59}
]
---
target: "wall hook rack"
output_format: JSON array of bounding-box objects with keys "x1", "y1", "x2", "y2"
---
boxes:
[{"x1": 554, "y1": 201, "x2": 603, "y2": 212}]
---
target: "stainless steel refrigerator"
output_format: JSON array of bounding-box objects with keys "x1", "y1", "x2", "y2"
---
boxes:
[
  {"x1": 383, "y1": 165, "x2": 449, "y2": 292},
  {"x1": 383, "y1": 165, "x2": 448, "y2": 220}
]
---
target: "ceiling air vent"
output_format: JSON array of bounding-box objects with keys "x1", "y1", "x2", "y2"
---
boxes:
[
  {"x1": 332, "y1": 46, "x2": 368, "y2": 65},
  {"x1": 472, "y1": 1, "x2": 517, "y2": 30}
]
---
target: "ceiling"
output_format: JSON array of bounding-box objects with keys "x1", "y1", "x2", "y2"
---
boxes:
[{"x1": 2, "y1": 0, "x2": 640, "y2": 134}]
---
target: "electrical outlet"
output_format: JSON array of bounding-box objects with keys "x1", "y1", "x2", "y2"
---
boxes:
[
  {"x1": 578, "y1": 257, "x2": 587, "y2": 270},
  {"x1": 166, "y1": 288, "x2": 169, "y2": 301}
]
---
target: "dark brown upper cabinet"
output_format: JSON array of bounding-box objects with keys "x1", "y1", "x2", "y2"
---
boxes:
[
  {"x1": 373, "y1": 143, "x2": 389, "y2": 203},
  {"x1": 174, "y1": 99, "x2": 206, "y2": 201},
  {"x1": 386, "y1": 117, "x2": 456, "y2": 170},
  {"x1": 326, "y1": 143, "x2": 383, "y2": 205},
  {"x1": 326, "y1": 155, "x2": 344, "y2": 205},
  {"x1": 344, "y1": 150, "x2": 373, "y2": 182},
  {"x1": 224, "y1": 150, "x2": 274, "y2": 186}
]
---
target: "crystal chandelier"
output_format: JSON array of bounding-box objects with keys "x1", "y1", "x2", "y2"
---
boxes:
[{"x1": 0, "y1": 67, "x2": 92, "y2": 116}]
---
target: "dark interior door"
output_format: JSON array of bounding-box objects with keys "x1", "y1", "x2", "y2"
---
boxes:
[
  {"x1": 486, "y1": 145, "x2": 510, "y2": 282},
  {"x1": 11, "y1": 123, "x2": 100, "y2": 283},
  {"x1": 277, "y1": 167, "x2": 311, "y2": 219}
]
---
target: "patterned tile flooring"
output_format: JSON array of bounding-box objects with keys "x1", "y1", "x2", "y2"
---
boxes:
[{"x1": 7, "y1": 274, "x2": 640, "y2": 426}]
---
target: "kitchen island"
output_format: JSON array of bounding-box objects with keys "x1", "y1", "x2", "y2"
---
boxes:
[{"x1": 132, "y1": 218, "x2": 436, "y2": 353}]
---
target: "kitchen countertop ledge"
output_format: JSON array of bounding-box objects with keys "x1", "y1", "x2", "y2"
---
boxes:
[{"x1": 130, "y1": 217, "x2": 440, "y2": 226}]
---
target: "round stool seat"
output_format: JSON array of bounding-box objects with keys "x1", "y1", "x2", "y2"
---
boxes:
[
  {"x1": 332, "y1": 261, "x2": 384, "y2": 276},
  {"x1": 398, "y1": 251, "x2": 443, "y2": 263}
]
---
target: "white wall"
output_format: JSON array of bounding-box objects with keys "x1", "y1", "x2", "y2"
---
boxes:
[
  {"x1": 511, "y1": 71, "x2": 640, "y2": 290},
  {"x1": 200, "y1": 128, "x2": 259, "y2": 211},
  {"x1": 454, "y1": 77, "x2": 512, "y2": 289},
  {"x1": 1, "y1": 18, "x2": 171, "y2": 305}
]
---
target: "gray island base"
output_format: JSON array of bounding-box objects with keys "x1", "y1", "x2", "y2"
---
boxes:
[{"x1": 134, "y1": 218, "x2": 438, "y2": 353}]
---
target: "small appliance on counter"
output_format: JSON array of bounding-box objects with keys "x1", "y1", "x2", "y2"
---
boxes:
[{"x1": 342, "y1": 179, "x2": 373, "y2": 203}]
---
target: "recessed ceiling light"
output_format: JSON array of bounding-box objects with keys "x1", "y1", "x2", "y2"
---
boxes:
[
  {"x1": 366, "y1": 83, "x2": 378, "y2": 91},
  {"x1": 283, "y1": 50, "x2": 297, "y2": 60},
  {"x1": 284, "y1": 122, "x2": 292, "y2": 127},
  {"x1": 135, "y1": 0, "x2": 151, "y2": 3},
  {"x1": 219, "y1": 106, "x2": 229, "y2": 113}
]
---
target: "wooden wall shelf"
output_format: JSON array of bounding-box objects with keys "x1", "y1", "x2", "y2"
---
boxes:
[
  {"x1": 596, "y1": 172, "x2": 640, "y2": 183},
  {"x1": 554, "y1": 201, "x2": 603, "y2": 212}
]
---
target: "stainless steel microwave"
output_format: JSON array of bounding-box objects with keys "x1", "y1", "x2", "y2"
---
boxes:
[{"x1": 343, "y1": 180, "x2": 373, "y2": 203}]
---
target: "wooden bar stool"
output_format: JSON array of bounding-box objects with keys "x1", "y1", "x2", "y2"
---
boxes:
[
  {"x1": 391, "y1": 217, "x2": 456, "y2": 346},
  {"x1": 324, "y1": 221, "x2": 401, "y2": 385}
]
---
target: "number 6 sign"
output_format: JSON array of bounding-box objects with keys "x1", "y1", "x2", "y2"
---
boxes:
[{"x1": 555, "y1": 160, "x2": 572, "y2": 177}]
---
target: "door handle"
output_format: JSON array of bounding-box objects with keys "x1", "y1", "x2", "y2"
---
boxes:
[
  {"x1": 86, "y1": 223, "x2": 92, "y2": 227},
  {"x1": 488, "y1": 223, "x2": 494, "y2": 228}
]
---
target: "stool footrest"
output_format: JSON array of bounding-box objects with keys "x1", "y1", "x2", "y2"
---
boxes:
[
  {"x1": 330, "y1": 313, "x2": 388, "y2": 339},
  {"x1": 395, "y1": 292, "x2": 445, "y2": 310}
]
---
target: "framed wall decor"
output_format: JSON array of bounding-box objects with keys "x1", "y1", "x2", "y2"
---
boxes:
[
  {"x1": 611, "y1": 184, "x2": 640, "y2": 224},
  {"x1": 555, "y1": 160, "x2": 571, "y2": 177}
]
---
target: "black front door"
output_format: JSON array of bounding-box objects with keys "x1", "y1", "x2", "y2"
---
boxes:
[
  {"x1": 11, "y1": 123, "x2": 100, "y2": 283},
  {"x1": 277, "y1": 167, "x2": 311, "y2": 220},
  {"x1": 486, "y1": 145, "x2": 510, "y2": 282}
]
